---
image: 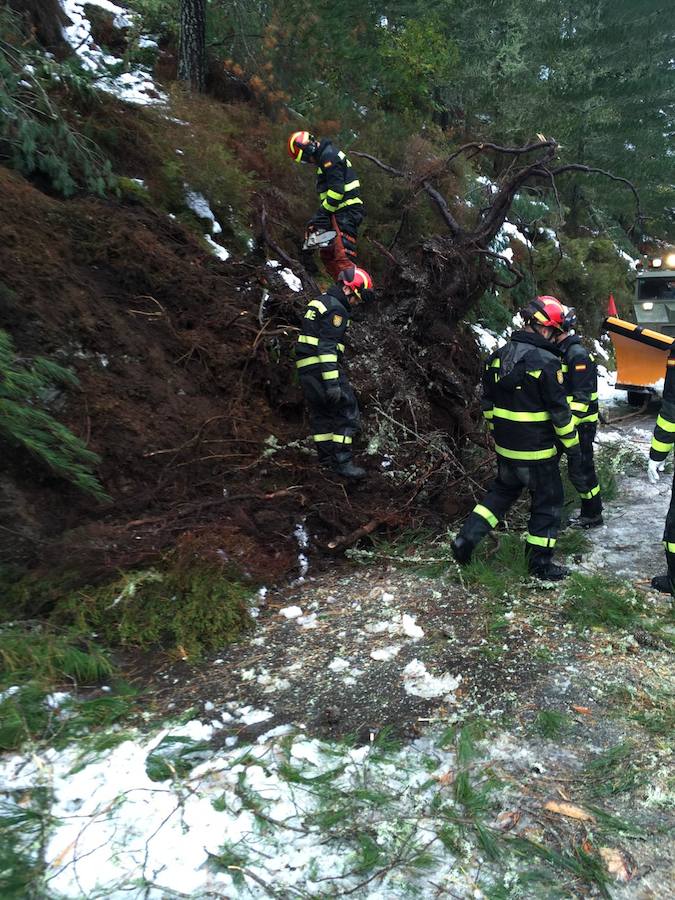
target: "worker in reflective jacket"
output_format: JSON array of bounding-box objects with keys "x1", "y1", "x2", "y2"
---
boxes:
[
  {"x1": 646, "y1": 345, "x2": 675, "y2": 597},
  {"x1": 556, "y1": 308, "x2": 603, "y2": 527},
  {"x1": 288, "y1": 131, "x2": 364, "y2": 282},
  {"x1": 295, "y1": 266, "x2": 373, "y2": 479},
  {"x1": 452, "y1": 296, "x2": 590, "y2": 581}
]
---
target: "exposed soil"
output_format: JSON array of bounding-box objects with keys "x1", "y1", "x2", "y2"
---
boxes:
[
  {"x1": 0, "y1": 164, "x2": 485, "y2": 585},
  {"x1": 118, "y1": 456, "x2": 674, "y2": 896}
]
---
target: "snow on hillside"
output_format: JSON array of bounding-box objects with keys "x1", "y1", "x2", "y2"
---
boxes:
[{"x1": 61, "y1": 0, "x2": 167, "y2": 105}]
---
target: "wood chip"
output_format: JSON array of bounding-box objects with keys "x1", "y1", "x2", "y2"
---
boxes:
[
  {"x1": 543, "y1": 800, "x2": 595, "y2": 821},
  {"x1": 599, "y1": 847, "x2": 635, "y2": 882},
  {"x1": 571, "y1": 705, "x2": 592, "y2": 715},
  {"x1": 435, "y1": 770, "x2": 455, "y2": 786},
  {"x1": 495, "y1": 810, "x2": 521, "y2": 831}
]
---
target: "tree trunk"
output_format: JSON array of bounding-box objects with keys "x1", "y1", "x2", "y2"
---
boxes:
[{"x1": 178, "y1": 0, "x2": 206, "y2": 92}]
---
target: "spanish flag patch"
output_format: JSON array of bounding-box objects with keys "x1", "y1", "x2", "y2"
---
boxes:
[
  {"x1": 574, "y1": 364, "x2": 587, "y2": 371},
  {"x1": 668, "y1": 359, "x2": 675, "y2": 367}
]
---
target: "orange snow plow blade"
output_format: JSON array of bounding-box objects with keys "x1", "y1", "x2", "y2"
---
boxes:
[{"x1": 604, "y1": 316, "x2": 673, "y2": 390}]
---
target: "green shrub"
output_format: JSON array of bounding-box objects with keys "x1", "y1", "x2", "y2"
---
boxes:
[{"x1": 56, "y1": 559, "x2": 253, "y2": 657}]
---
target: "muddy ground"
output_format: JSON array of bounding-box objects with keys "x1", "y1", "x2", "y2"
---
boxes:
[{"x1": 113, "y1": 415, "x2": 674, "y2": 896}]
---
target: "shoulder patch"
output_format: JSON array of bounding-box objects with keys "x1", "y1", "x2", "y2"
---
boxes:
[
  {"x1": 323, "y1": 160, "x2": 333, "y2": 168},
  {"x1": 668, "y1": 359, "x2": 675, "y2": 367},
  {"x1": 557, "y1": 369, "x2": 564, "y2": 384},
  {"x1": 332, "y1": 314, "x2": 343, "y2": 327},
  {"x1": 574, "y1": 364, "x2": 587, "y2": 371}
]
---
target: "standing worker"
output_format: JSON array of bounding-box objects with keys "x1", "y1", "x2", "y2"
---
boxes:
[
  {"x1": 557, "y1": 308, "x2": 603, "y2": 527},
  {"x1": 451, "y1": 296, "x2": 589, "y2": 580},
  {"x1": 287, "y1": 131, "x2": 364, "y2": 282},
  {"x1": 646, "y1": 344, "x2": 675, "y2": 597},
  {"x1": 295, "y1": 265, "x2": 373, "y2": 479}
]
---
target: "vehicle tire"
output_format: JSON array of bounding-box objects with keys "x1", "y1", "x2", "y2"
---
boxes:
[{"x1": 627, "y1": 390, "x2": 649, "y2": 407}]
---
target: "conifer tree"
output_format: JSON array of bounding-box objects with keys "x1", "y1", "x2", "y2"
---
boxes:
[{"x1": 179, "y1": 0, "x2": 206, "y2": 91}]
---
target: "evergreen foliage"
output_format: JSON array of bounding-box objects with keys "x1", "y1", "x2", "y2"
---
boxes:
[
  {"x1": 0, "y1": 8, "x2": 116, "y2": 197},
  {"x1": 0, "y1": 330, "x2": 108, "y2": 501},
  {"x1": 54, "y1": 559, "x2": 254, "y2": 657},
  {"x1": 209, "y1": 0, "x2": 673, "y2": 240}
]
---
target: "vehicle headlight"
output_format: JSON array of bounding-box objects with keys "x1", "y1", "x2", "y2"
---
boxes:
[
  {"x1": 665, "y1": 253, "x2": 675, "y2": 268},
  {"x1": 652, "y1": 258, "x2": 663, "y2": 268},
  {"x1": 642, "y1": 302, "x2": 654, "y2": 310}
]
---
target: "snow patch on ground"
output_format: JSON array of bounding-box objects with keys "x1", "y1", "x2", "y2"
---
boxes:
[
  {"x1": 184, "y1": 189, "x2": 222, "y2": 234},
  {"x1": 266, "y1": 260, "x2": 303, "y2": 292},
  {"x1": 402, "y1": 659, "x2": 462, "y2": 701}
]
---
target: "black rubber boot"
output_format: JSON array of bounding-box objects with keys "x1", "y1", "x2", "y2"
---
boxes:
[
  {"x1": 333, "y1": 451, "x2": 365, "y2": 479},
  {"x1": 569, "y1": 513, "x2": 604, "y2": 529},
  {"x1": 571, "y1": 495, "x2": 603, "y2": 528},
  {"x1": 451, "y1": 535, "x2": 474, "y2": 565},
  {"x1": 650, "y1": 574, "x2": 674, "y2": 594},
  {"x1": 530, "y1": 561, "x2": 570, "y2": 581}
]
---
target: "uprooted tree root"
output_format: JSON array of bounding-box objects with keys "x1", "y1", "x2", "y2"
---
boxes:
[{"x1": 0, "y1": 136, "x2": 640, "y2": 585}]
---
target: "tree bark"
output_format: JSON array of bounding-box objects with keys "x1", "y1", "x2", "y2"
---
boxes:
[{"x1": 178, "y1": 0, "x2": 206, "y2": 92}]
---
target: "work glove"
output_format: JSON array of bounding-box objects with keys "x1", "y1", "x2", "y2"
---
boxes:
[
  {"x1": 325, "y1": 383, "x2": 342, "y2": 405},
  {"x1": 648, "y1": 458, "x2": 666, "y2": 484},
  {"x1": 566, "y1": 452, "x2": 588, "y2": 495}
]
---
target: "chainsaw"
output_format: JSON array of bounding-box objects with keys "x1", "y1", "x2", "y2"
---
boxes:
[{"x1": 303, "y1": 229, "x2": 336, "y2": 250}]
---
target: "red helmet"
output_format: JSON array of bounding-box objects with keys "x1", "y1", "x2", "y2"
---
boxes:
[
  {"x1": 288, "y1": 130, "x2": 318, "y2": 164},
  {"x1": 338, "y1": 265, "x2": 373, "y2": 299},
  {"x1": 523, "y1": 295, "x2": 566, "y2": 330}
]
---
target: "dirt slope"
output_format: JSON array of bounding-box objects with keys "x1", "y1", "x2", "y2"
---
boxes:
[{"x1": 0, "y1": 168, "x2": 482, "y2": 582}]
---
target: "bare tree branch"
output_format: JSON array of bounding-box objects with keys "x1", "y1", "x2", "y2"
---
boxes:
[
  {"x1": 543, "y1": 163, "x2": 643, "y2": 236},
  {"x1": 421, "y1": 181, "x2": 464, "y2": 237},
  {"x1": 349, "y1": 150, "x2": 406, "y2": 178},
  {"x1": 259, "y1": 201, "x2": 320, "y2": 296}
]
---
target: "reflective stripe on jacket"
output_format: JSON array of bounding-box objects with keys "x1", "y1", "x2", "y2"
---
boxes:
[
  {"x1": 295, "y1": 284, "x2": 349, "y2": 381},
  {"x1": 482, "y1": 331, "x2": 579, "y2": 463},
  {"x1": 650, "y1": 349, "x2": 675, "y2": 461},
  {"x1": 315, "y1": 140, "x2": 363, "y2": 215},
  {"x1": 559, "y1": 334, "x2": 599, "y2": 425}
]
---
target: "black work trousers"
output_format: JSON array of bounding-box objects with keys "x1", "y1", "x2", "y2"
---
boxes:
[
  {"x1": 577, "y1": 424, "x2": 602, "y2": 517},
  {"x1": 662, "y1": 471, "x2": 675, "y2": 587},
  {"x1": 458, "y1": 458, "x2": 565, "y2": 570},
  {"x1": 299, "y1": 371, "x2": 360, "y2": 464},
  {"x1": 309, "y1": 207, "x2": 364, "y2": 239}
]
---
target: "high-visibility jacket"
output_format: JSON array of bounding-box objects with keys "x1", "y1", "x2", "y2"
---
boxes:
[
  {"x1": 314, "y1": 140, "x2": 363, "y2": 216},
  {"x1": 650, "y1": 347, "x2": 675, "y2": 462},
  {"x1": 295, "y1": 284, "x2": 349, "y2": 383},
  {"x1": 482, "y1": 330, "x2": 579, "y2": 463},
  {"x1": 558, "y1": 335, "x2": 599, "y2": 426}
]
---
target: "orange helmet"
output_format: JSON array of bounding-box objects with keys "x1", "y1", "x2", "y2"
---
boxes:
[
  {"x1": 338, "y1": 265, "x2": 373, "y2": 299},
  {"x1": 288, "y1": 130, "x2": 318, "y2": 164},
  {"x1": 523, "y1": 295, "x2": 565, "y2": 330}
]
